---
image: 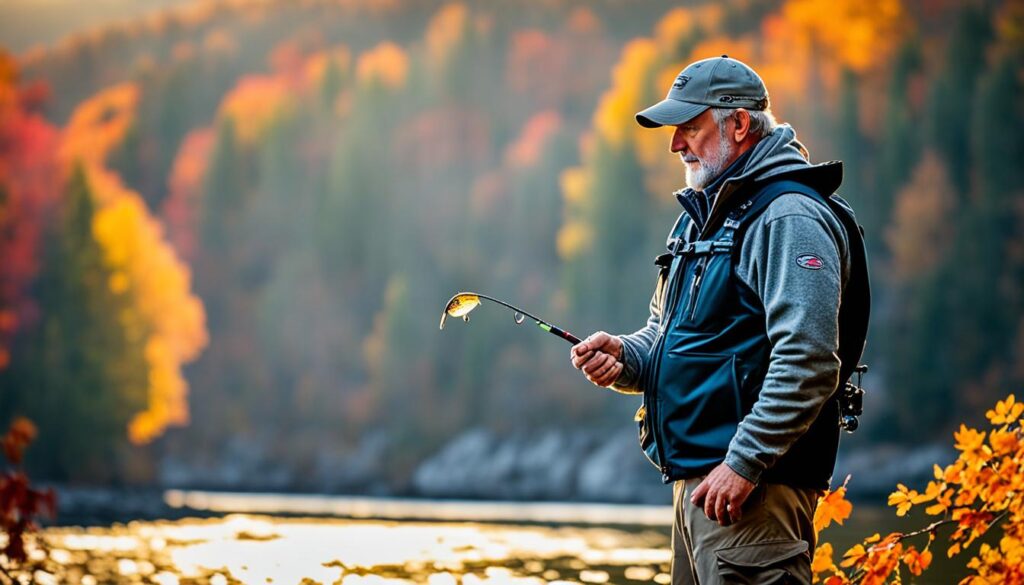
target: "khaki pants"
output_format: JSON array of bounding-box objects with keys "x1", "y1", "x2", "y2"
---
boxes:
[{"x1": 671, "y1": 477, "x2": 821, "y2": 585}]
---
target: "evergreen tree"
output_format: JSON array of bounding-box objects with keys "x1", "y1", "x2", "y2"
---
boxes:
[
  {"x1": 926, "y1": 5, "x2": 992, "y2": 194},
  {"x1": 877, "y1": 39, "x2": 923, "y2": 210},
  {"x1": 0, "y1": 165, "x2": 148, "y2": 481}
]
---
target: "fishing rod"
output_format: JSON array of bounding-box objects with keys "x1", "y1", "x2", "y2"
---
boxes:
[{"x1": 439, "y1": 292, "x2": 581, "y2": 344}]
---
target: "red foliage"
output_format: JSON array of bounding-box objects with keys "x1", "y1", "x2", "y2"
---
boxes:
[
  {"x1": 0, "y1": 418, "x2": 56, "y2": 565},
  {"x1": 0, "y1": 52, "x2": 61, "y2": 370}
]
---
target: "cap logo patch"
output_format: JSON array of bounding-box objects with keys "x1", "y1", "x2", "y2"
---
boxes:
[
  {"x1": 796, "y1": 254, "x2": 824, "y2": 270},
  {"x1": 672, "y1": 75, "x2": 691, "y2": 90}
]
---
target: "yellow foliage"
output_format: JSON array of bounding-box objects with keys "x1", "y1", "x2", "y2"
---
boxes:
[
  {"x1": 556, "y1": 221, "x2": 592, "y2": 261},
  {"x1": 356, "y1": 41, "x2": 409, "y2": 90},
  {"x1": 560, "y1": 167, "x2": 590, "y2": 207},
  {"x1": 653, "y1": 8, "x2": 695, "y2": 48},
  {"x1": 425, "y1": 3, "x2": 468, "y2": 72},
  {"x1": 592, "y1": 38, "x2": 658, "y2": 148},
  {"x1": 92, "y1": 195, "x2": 207, "y2": 444},
  {"x1": 218, "y1": 75, "x2": 291, "y2": 146},
  {"x1": 61, "y1": 85, "x2": 208, "y2": 444}
]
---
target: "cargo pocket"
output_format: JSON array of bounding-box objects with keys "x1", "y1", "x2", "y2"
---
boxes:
[{"x1": 714, "y1": 539, "x2": 811, "y2": 585}]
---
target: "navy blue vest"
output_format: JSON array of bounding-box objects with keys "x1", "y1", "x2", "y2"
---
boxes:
[{"x1": 638, "y1": 171, "x2": 865, "y2": 490}]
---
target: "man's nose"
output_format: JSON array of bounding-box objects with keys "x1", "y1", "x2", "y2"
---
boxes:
[{"x1": 670, "y1": 127, "x2": 686, "y2": 153}]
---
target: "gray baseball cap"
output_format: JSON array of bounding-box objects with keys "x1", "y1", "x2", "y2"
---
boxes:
[{"x1": 636, "y1": 55, "x2": 769, "y2": 128}]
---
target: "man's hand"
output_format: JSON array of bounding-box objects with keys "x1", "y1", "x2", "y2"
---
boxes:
[
  {"x1": 689, "y1": 463, "x2": 756, "y2": 526},
  {"x1": 570, "y1": 331, "x2": 624, "y2": 387}
]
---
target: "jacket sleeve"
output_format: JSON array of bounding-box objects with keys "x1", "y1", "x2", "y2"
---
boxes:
[
  {"x1": 724, "y1": 194, "x2": 850, "y2": 484},
  {"x1": 609, "y1": 284, "x2": 662, "y2": 395}
]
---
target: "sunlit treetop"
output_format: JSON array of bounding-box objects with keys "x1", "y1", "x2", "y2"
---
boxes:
[
  {"x1": 59, "y1": 83, "x2": 139, "y2": 176},
  {"x1": 217, "y1": 75, "x2": 292, "y2": 146},
  {"x1": 425, "y1": 2, "x2": 469, "y2": 73},
  {"x1": 781, "y1": 0, "x2": 909, "y2": 73},
  {"x1": 356, "y1": 41, "x2": 409, "y2": 90}
]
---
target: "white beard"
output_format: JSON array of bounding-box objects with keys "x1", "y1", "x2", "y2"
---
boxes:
[{"x1": 683, "y1": 133, "x2": 734, "y2": 191}]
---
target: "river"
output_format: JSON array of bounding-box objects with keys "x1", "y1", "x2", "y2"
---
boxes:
[{"x1": 22, "y1": 491, "x2": 970, "y2": 584}]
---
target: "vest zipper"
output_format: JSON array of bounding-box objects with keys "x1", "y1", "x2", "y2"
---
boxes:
[
  {"x1": 687, "y1": 257, "x2": 708, "y2": 321},
  {"x1": 648, "y1": 253, "x2": 689, "y2": 479}
]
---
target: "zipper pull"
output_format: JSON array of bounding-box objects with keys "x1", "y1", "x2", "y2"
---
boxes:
[{"x1": 688, "y1": 259, "x2": 706, "y2": 321}]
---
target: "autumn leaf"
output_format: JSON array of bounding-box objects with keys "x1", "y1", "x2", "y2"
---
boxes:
[
  {"x1": 887, "y1": 483, "x2": 919, "y2": 517},
  {"x1": 902, "y1": 547, "x2": 933, "y2": 576},
  {"x1": 986, "y1": 394, "x2": 1024, "y2": 426},
  {"x1": 812, "y1": 542, "x2": 835, "y2": 577},
  {"x1": 954, "y1": 424, "x2": 986, "y2": 456},
  {"x1": 815, "y1": 480, "x2": 853, "y2": 533},
  {"x1": 840, "y1": 543, "x2": 868, "y2": 568}
]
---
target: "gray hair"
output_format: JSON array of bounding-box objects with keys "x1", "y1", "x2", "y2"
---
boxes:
[{"x1": 712, "y1": 107, "x2": 777, "y2": 139}]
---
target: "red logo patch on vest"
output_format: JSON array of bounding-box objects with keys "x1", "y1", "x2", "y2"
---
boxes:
[{"x1": 796, "y1": 254, "x2": 824, "y2": 270}]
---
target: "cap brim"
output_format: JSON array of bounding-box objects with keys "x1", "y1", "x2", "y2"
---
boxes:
[{"x1": 635, "y1": 99, "x2": 708, "y2": 128}]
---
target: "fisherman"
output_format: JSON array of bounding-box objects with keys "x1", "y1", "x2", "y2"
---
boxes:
[{"x1": 569, "y1": 55, "x2": 868, "y2": 585}]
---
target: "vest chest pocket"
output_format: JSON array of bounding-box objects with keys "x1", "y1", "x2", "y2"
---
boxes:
[{"x1": 680, "y1": 252, "x2": 734, "y2": 327}]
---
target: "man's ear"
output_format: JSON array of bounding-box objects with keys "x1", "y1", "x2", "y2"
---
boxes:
[{"x1": 732, "y1": 109, "x2": 752, "y2": 143}]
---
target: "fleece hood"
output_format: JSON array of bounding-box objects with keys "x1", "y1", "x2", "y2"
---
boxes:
[{"x1": 696, "y1": 124, "x2": 844, "y2": 232}]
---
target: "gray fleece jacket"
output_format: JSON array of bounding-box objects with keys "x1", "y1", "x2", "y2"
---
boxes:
[{"x1": 613, "y1": 124, "x2": 851, "y2": 485}]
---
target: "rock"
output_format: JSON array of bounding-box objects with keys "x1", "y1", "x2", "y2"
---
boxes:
[{"x1": 412, "y1": 425, "x2": 671, "y2": 503}]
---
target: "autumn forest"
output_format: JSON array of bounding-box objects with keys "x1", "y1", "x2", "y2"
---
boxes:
[{"x1": 1, "y1": 0, "x2": 1022, "y2": 496}]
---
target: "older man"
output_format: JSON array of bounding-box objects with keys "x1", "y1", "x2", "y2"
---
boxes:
[{"x1": 570, "y1": 56, "x2": 868, "y2": 584}]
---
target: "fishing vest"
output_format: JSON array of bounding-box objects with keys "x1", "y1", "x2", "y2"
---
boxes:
[{"x1": 637, "y1": 172, "x2": 870, "y2": 490}]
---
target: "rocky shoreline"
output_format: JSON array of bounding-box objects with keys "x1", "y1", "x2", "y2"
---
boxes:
[{"x1": 46, "y1": 425, "x2": 954, "y2": 526}]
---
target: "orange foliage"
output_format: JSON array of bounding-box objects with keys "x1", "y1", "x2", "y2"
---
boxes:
[
  {"x1": 885, "y1": 151, "x2": 957, "y2": 282},
  {"x1": 505, "y1": 111, "x2": 562, "y2": 170},
  {"x1": 218, "y1": 75, "x2": 292, "y2": 146},
  {"x1": 356, "y1": 42, "x2": 409, "y2": 90},
  {"x1": 566, "y1": 6, "x2": 602, "y2": 36},
  {"x1": 779, "y1": 0, "x2": 909, "y2": 73},
  {"x1": 425, "y1": 3, "x2": 469, "y2": 73},
  {"x1": 304, "y1": 46, "x2": 352, "y2": 89},
  {"x1": 506, "y1": 29, "x2": 570, "y2": 105},
  {"x1": 814, "y1": 394, "x2": 1024, "y2": 584},
  {"x1": 814, "y1": 476, "x2": 853, "y2": 532},
  {"x1": 654, "y1": 5, "x2": 724, "y2": 48},
  {"x1": 163, "y1": 128, "x2": 215, "y2": 261},
  {"x1": 58, "y1": 82, "x2": 139, "y2": 178}
]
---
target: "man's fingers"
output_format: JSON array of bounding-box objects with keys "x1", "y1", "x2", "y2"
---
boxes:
[
  {"x1": 589, "y1": 362, "x2": 623, "y2": 387},
  {"x1": 582, "y1": 353, "x2": 614, "y2": 377},
  {"x1": 690, "y1": 480, "x2": 708, "y2": 508},
  {"x1": 728, "y1": 497, "x2": 743, "y2": 524},
  {"x1": 704, "y1": 489, "x2": 718, "y2": 522},
  {"x1": 571, "y1": 349, "x2": 595, "y2": 369},
  {"x1": 594, "y1": 362, "x2": 623, "y2": 387},
  {"x1": 716, "y1": 495, "x2": 730, "y2": 526}
]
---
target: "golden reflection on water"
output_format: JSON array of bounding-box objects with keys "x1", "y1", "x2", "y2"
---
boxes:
[{"x1": 35, "y1": 514, "x2": 672, "y2": 585}]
